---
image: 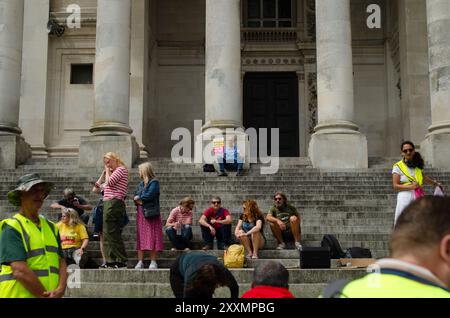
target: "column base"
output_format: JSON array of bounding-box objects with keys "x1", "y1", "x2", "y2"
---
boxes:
[
  {"x1": 79, "y1": 135, "x2": 139, "y2": 168},
  {"x1": 421, "y1": 134, "x2": 450, "y2": 168},
  {"x1": 0, "y1": 135, "x2": 31, "y2": 169},
  {"x1": 309, "y1": 132, "x2": 368, "y2": 169}
]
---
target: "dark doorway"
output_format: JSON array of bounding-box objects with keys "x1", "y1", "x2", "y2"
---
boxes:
[{"x1": 243, "y1": 72, "x2": 299, "y2": 157}]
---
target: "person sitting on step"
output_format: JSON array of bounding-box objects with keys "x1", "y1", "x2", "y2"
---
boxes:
[
  {"x1": 199, "y1": 196, "x2": 232, "y2": 250},
  {"x1": 266, "y1": 192, "x2": 302, "y2": 251},
  {"x1": 235, "y1": 200, "x2": 266, "y2": 259},
  {"x1": 50, "y1": 188, "x2": 92, "y2": 225},
  {"x1": 217, "y1": 136, "x2": 244, "y2": 177},
  {"x1": 165, "y1": 197, "x2": 195, "y2": 251}
]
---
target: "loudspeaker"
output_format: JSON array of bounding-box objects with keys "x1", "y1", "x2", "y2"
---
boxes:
[{"x1": 300, "y1": 247, "x2": 331, "y2": 269}]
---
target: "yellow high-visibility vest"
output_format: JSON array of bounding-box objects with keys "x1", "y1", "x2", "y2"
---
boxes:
[
  {"x1": 0, "y1": 214, "x2": 60, "y2": 298},
  {"x1": 323, "y1": 269, "x2": 450, "y2": 298},
  {"x1": 394, "y1": 160, "x2": 424, "y2": 187}
]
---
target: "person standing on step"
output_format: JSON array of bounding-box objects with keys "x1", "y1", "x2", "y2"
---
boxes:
[
  {"x1": 134, "y1": 162, "x2": 164, "y2": 270},
  {"x1": 199, "y1": 197, "x2": 233, "y2": 250},
  {"x1": 170, "y1": 251, "x2": 239, "y2": 298},
  {"x1": 322, "y1": 196, "x2": 450, "y2": 298},
  {"x1": 235, "y1": 200, "x2": 266, "y2": 259},
  {"x1": 392, "y1": 141, "x2": 443, "y2": 225},
  {"x1": 165, "y1": 197, "x2": 194, "y2": 251},
  {"x1": 0, "y1": 173, "x2": 67, "y2": 298},
  {"x1": 50, "y1": 188, "x2": 93, "y2": 225},
  {"x1": 242, "y1": 261, "x2": 294, "y2": 298},
  {"x1": 217, "y1": 136, "x2": 244, "y2": 177},
  {"x1": 95, "y1": 152, "x2": 129, "y2": 269},
  {"x1": 266, "y1": 192, "x2": 302, "y2": 251}
]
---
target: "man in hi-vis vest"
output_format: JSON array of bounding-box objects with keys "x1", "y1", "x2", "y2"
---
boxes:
[
  {"x1": 0, "y1": 173, "x2": 68, "y2": 298},
  {"x1": 322, "y1": 196, "x2": 450, "y2": 298}
]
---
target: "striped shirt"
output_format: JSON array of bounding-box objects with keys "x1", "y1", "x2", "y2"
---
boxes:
[
  {"x1": 103, "y1": 166, "x2": 129, "y2": 201},
  {"x1": 167, "y1": 206, "x2": 193, "y2": 225}
]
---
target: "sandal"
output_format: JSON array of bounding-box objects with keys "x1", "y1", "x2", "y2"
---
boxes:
[{"x1": 252, "y1": 255, "x2": 259, "y2": 259}]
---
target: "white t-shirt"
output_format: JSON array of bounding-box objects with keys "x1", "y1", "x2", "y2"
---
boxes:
[{"x1": 392, "y1": 164, "x2": 416, "y2": 184}]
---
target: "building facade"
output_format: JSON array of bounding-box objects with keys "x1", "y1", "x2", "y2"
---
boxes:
[{"x1": 0, "y1": 0, "x2": 449, "y2": 168}]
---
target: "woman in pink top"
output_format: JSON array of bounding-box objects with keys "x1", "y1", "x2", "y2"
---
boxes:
[
  {"x1": 165, "y1": 197, "x2": 195, "y2": 251},
  {"x1": 94, "y1": 152, "x2": 129, "y2": 268}
]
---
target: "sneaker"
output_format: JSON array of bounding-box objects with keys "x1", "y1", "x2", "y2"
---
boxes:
[
  {"x1": 134, "y1": 261, "x2": 144, "y2": 269},
  {"x1": 295, "y1": 242, "x2": 303, "y2": 251},
  {"x1": 202, "y1": 245, "x2": 212, "y2": 251},
  {"x1": 114, "y1": 262, "x2": 128, "y2": 269},
  {"x1": 184, "y1": 248, "x2": 191, "y2": 251},
  {"x1": 276, "y1": 242, "x2": 286, "y2": 250},
  {"x1": 218, "y1": 172, "x2": 228, "y2": 177},
  {"x1": 149, "y1": 261, "x2": 158, "y2": 270},
  {"x1": 170, "y1": 248, "x2": 177, "y2": 251},
  {"x1": 99, "y1": 263, "x2": 108, "y2": 269},
  {"x1": 236, "y1": 170, "x2": 244, "y2": 176}
]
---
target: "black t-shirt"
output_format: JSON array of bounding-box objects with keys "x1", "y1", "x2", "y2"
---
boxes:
[{"x1": 57, "y1": 196, "x2": 87, "y2": 216}]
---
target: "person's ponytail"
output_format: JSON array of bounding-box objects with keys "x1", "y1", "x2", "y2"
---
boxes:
[{"x1": 413, "y1": 152, "x2": 425, "y2": 170}]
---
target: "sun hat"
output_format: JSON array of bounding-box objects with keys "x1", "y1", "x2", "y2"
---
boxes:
[{"x1": 7, "y1": 173, "x2": 54, "y2": 207}]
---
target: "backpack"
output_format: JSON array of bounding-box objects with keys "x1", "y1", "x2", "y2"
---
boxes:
[
  {"x1": 203, "y1": 164, "x2": 216, "y2": 172},
  {"x1": 345, "y1": 247, "x2": 372, "y2": 259},
  {"x1": 321, "y1": 234, "x2": 346, "y2": 259},
  {"x1": 223, "y1": 244, "x2": 245, "y2": 268}
]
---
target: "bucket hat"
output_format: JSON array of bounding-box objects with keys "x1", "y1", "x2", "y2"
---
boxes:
[{"x1": 7, "y1": 173, "x2": 54, "y2": 207}]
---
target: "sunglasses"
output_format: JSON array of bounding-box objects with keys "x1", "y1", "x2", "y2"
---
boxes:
[
  {"x1": 212, "y1": 201, "x2": 221, "y2": 205},
  {"x1": 274, "y1": 197, "x2": 283, "y2": 201},
  {"x1": 402, "y1": 148, "x2": 414, "y2": 153}
]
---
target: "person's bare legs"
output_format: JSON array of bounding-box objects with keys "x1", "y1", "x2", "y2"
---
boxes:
[
  {"x1": 290, "y1": 216, "x2": 301, "y2": 243},
  {"x1": 269, "y1": 222, "x2": 284, "y2": 244},
  {"x1": 239, "y1": 235, "x2": 253, "y2": 257},
  {"x1": 150, "y1": 250, "x2": 158, "y2": 262},
  {"x1": 251, "y1": 231, "x2": 264, "y2": 258}
]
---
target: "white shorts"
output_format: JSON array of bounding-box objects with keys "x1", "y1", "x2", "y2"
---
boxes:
[{"x1": 394, "y1": 190, "x2": 415, "y2": 225}]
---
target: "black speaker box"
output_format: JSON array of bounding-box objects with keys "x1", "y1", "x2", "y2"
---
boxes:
[{"x1": 300, "y1": 247, "x2": 331, "y2": 269}]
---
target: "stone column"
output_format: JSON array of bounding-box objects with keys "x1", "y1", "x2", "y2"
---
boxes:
[
  {"x1": 0, "y1": 0, "x2": 31, "y2": 168},
  {"x1": 197, "y1": 0, "x2": 248, "y2": 166},
  {"x1": 19, "y1": 0, "x2": 50, "y2": 158},
  {"x1": 308, "y1": 0, "x2": 368, "y2": 169},
  {"x1": 79, "y1": 0, "x2": 138, "y2": 168},
  {"x1": 421, "y1": 0, "x2": 450, "y2": 168}
]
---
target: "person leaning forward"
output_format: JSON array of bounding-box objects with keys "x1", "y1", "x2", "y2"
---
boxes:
[
  {"x1": 0, "y1": 173, "x2": 68, "y2": 298},
  {"x1": 322, "y1": 196, "x2": 450, "y2": 298}
]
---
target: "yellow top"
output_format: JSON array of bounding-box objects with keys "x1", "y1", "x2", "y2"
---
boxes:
[{"x1": 56, "y1": 222, "x2": 88, "y2": 249}]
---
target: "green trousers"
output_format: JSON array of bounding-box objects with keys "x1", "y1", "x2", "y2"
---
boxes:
[{"x1": 103, "y1": 199, "x2": 128, "y2": 264}]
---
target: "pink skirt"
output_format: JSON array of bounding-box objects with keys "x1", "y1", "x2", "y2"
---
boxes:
[{"x1": 136, "y1": 206, "x2": 164, "y2": 251}]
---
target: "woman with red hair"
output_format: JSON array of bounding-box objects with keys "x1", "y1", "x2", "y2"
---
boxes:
[{"x1": 234, "y1": 200, "x2": 266, "y2": 259}]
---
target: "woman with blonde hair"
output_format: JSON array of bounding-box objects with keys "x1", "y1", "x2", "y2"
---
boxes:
[
  {"x1": 56, "y1": 208, "x2": 89, "y2": 268},
  {"x1": 165, "y1": 197, "x2": 195, "y2": 251},
  {"x1": 92, "y1": 152, "x2": 129, "y2": 268},
  {"x1": 134, "y1": 162, "x2": 164, "y2": 269},
  {"x1": 235, "y1": 200, "x2": 266, "y2": 259}
]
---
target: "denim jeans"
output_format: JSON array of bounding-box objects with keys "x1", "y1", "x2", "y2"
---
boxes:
[
  {"x1": 217, "y1": 156, "x2": 243, "y2": 173},
  {"x1": 200, "y1": 224, "x2": 232, "y2": 249},
  {"x1": 165, "y1": 225, "x2": 193, "y2": 250}
]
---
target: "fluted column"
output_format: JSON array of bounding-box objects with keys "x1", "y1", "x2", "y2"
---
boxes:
[
  {"x1": 421, "y1": 0, "x2": 450, "y2": 168},
  {"x1": 0, "y1": 0, "x2": 31, "y2": 168},
  {"x1": 79, "y1": 0, "x2": 138, "y2": 167},
  {"x1": 308, "y1": 0, "x2": 368, "y2": 169}
]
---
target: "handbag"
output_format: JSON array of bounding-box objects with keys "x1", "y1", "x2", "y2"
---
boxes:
[{"x1": 143, "y1": 207, "x2": 160, "y2": 219}]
